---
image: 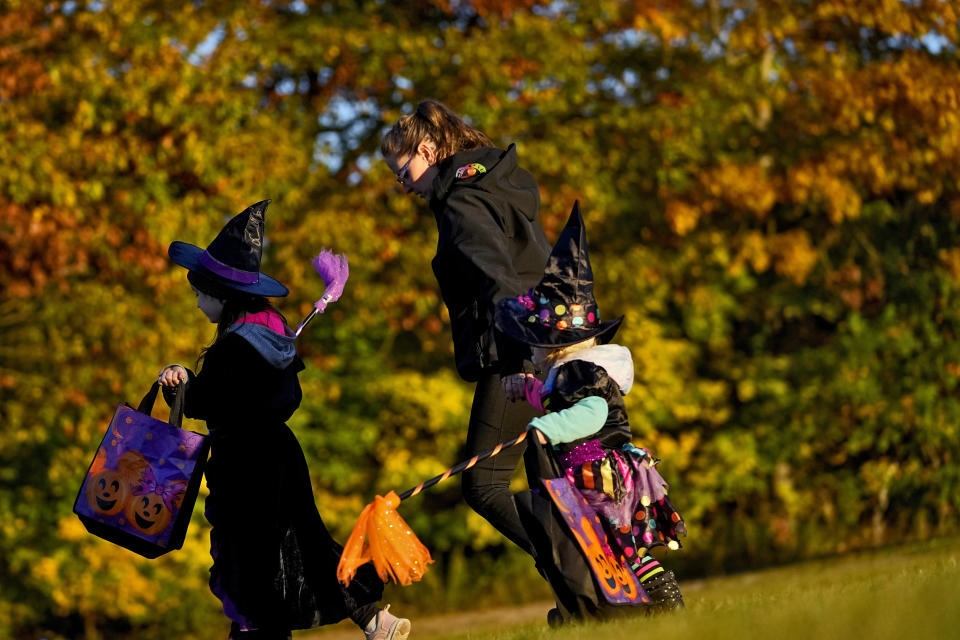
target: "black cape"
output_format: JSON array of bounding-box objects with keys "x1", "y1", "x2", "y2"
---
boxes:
[{"x1": 168, "y1": 332, "x2": 382, "y2": 630}]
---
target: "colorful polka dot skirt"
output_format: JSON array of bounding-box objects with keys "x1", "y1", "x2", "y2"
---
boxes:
[{"x1": 565, "y1": 444, "x2": 686, "y2": 558}]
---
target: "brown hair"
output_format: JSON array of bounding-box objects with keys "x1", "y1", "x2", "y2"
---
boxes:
[{"x1": 381, "y1": 99, "x2": 493, "y2": 163}]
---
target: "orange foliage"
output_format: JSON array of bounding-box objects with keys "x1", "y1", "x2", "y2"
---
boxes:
[
  {"x1": 770, "y1": 229, "x2": 820, "y2": 286},
  {"x1": 665, "y1": 199, "x2": 700, "y2": 236},
  {"x1": 4, "y1": 1, "x2": 960, "y2": 637},
  {"x1": 700, "y1": 162, "x2": 778, "y2": 220}
]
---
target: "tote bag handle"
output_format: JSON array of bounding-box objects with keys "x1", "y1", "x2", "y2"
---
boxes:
[{"x1": 136, "y1": 381, "x2": 186, "y2": 428}]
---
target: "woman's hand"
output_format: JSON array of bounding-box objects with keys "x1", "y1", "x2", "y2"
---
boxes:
[
  {"x1": 502, "y1": 372, "x2": 537, "y2": 402},
  {"x1": 158, "y1": 365, "x2": 187, "y2": 387}
]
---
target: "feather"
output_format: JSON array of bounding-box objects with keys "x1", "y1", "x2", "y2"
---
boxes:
[
  {"x1": 293, "y1": 248, "x2": 351, "y2": 337},
  {"x1": 311, "y1": 249, "x2": 349, "y2": 312}
]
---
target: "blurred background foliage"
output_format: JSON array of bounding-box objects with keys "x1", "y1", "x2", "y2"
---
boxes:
[{"x1": 2, "y1": 0, "x2": 960, "y2": 637}]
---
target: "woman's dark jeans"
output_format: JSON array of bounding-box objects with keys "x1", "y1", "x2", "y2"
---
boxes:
[{"x1": 461, "y1": 373, "x2": 539, "y2": 555}]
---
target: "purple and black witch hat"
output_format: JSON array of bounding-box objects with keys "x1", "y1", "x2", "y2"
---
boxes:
[
  {"x1": 495, "y1": 201, "x2": 622, "y2": 348},
  {"x1": 168, "y1": 200, "x2": 289, "y2": 297}
]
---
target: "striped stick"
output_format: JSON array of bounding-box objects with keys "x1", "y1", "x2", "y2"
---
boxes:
[
  {"x1": 338, "y1": 429, "x2": 537, "y2": 586},
  {"x1": 398, "y1": 431, "x2": 529, "y2": 501}
]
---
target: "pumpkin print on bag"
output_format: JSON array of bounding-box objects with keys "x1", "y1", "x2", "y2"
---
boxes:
[
  {"x1": 125, "y1": 467, "x2": 187, "y2": 536},
  {"x1": 85, "y1": 450, "x2": 149, "y2": 517}
]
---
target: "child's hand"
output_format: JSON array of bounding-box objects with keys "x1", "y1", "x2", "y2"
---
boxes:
[
  {"x1": 158, "y1": 365, "x2": 187, "y2": 387},
  {"x1": 523, "y1": 376, "x2": 544, "y2": 412},
  {"x1": 502, "y1": 373, "x2": 536, "y2": 402}
]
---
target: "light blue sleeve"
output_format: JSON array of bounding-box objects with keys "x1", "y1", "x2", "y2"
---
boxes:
[{"x1": 527, "y1": 396, "x2": 609, "y2": 444}]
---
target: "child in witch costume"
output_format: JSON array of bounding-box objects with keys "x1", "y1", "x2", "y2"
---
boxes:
[
  {"x1": 157, "y1": 201, "x2": 411, "y2": 640},
  {"x1": 495, "y1": 203, "x2": 686, "y2": 621}
]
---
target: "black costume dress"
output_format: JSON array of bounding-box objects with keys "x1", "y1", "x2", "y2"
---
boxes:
[{"x1": 167, "y1": 327, "x2": 382, "y2": 632}]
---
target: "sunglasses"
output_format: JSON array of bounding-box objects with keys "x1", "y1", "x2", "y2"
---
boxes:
[{"x1": 396, "y1": 156, "x2": 413, "y2": 185}]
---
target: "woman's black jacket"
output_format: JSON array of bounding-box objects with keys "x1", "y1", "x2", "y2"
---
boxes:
[{"x1": 429, "y1": 144, "x2": 551, "y2": 382}]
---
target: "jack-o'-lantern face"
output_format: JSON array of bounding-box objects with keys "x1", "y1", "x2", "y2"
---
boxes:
[
  {"x1": 590, "y1": 547, "x2": 617, "y2": 586},
  {"x1": 126, "y1": 493, "x2": 173, "y2": 536},
  {"x1": 86, "y1": 469, "x2": 131, "y2": 516}
]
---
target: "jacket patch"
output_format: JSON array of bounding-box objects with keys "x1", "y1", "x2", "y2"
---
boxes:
[{"x1": 456, "y1": 163, "x2": 487, "y2": 179}]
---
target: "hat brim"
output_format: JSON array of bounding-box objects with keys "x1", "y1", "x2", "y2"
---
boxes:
[
  {"x1": 495, "y1": 298, "x2": 622, "y2": 348},
  {"x1": 168, "y1": 241, "x2": 289, "y2": 297}
]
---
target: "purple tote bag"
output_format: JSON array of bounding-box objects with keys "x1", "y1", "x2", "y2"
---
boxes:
[{"x1": 74, "y1": 381, "x2": 209, "y2": 558}]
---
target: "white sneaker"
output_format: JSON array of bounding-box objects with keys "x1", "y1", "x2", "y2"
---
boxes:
[{"x1": 363, "y1": 605, "x2": 411, "y2": 640}]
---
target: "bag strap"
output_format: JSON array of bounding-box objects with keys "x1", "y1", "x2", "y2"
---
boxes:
[
  {"x1": 168, "y1": 380, "x2": 186, "y2": 428},
  {"x1": 137, "y1": 381, "x2": 186, "y2": 429}
]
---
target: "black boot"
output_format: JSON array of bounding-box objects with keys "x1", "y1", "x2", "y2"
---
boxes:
[{"x1": 642, "y1": 570, "x2": 684, "y2": 614}]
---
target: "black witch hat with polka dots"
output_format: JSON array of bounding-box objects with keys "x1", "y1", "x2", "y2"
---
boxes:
[{"x1": 495, "y1": 201, "x2": 622, "y2": 348}]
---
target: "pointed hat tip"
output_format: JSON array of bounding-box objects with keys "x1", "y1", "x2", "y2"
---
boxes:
[
  {"x1": 565, "y1": 199, "x2": 584, "y2": 229},
  {"x1": 241, "y1": 199, "x2": 272, "y2": 221}
]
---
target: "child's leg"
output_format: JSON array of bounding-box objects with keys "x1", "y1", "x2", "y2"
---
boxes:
[
  {"x1": 351, "y1": 603, "x2": 381, "y2": 629},
  {"x1": 353, "y1": 604, "x2": 411, "y2": 640},
  {"x1": 607, "y1": 526, "x2": 685, "y2": 612},
  {"x1": 636, "y1": 558, "x2": 684, "y2": 611}
]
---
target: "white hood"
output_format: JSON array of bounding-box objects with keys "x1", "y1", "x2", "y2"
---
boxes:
[{"x1": 546, "y1": 343, "x2": 635, "y2": 394}]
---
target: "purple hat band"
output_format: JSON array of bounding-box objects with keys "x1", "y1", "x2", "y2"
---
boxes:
[{"x1": 199, "y1": 251, "x2": 259, "y2": 284}]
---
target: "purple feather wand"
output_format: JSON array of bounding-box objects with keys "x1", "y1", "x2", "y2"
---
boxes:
[{"x1": 294, "y1": 249, "x2": 349, "y2": 337}]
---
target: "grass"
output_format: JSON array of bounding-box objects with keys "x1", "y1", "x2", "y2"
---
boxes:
[{"x1": 308, "y1": 536, "x2": 960, "y2": 640}]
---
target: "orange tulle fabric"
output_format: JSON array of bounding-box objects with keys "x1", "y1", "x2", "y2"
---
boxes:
[{"x1": 336, "y1": 491, "x2": 433, "y2": 587}]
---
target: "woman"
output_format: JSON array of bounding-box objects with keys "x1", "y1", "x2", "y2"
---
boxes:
[
  {"x1": 158, "y1": 200, "x2": 410, "y2": 640},
  {"x1": 381, "y1": 100, "x2": 551, "y2": 554}
]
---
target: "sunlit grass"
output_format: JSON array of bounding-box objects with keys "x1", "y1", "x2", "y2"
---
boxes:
[{"x1": 398, "y1": 536, "x2": 960, "y2": 640}]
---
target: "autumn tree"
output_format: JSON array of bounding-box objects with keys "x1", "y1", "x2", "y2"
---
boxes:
[{"x1": 2, "y1": 1, "x2": 959, "y2": 637}]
